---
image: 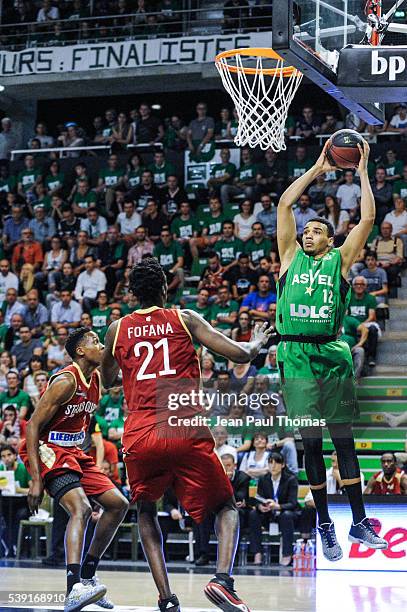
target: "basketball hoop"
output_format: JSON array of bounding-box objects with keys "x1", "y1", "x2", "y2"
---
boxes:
[{"x1": 215, "y1": 47, "x2": 303, "y2": 152}]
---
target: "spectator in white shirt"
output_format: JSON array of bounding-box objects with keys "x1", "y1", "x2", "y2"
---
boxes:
[
  {"x1": 0, "y1": 259, "x2": 18, "y2": 303},
  {"x1": 384, "y1": 197, "x2": 407, "y2": 255},
  {"x1": 37, "y1": 0, "x2": 60, "y2": 22},
  {"x1": 387, "y1": 103, "x2": 407, "y2": 133},
  {"x1": 336, "y1": 170, "x2": 361, "y2": 215},
  {"x1": 117, "y1": 198, "x2": 141, "y2": 239},
  {"x1": 74, "y1": 255, "x2": 107, "y2": 312},
  {"x1": 212, "y1": 425, "x2": 238, "y2": 462},
  {"x1": 80, "y1": 207, "x2": 108, "y2": 246}
]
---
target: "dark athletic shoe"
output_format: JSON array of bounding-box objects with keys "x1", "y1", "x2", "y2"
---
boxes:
[
  {"x1": 158, "y1": 594, "x2": 180, "y2": 612},
  {"x1": 204, "y1": 576, "x2": 250, "y2": 612},
  {"x1": 348, "y1": 518, "x2": 388, "y2": 549},
  {"x1": 317, "y1": 522, "x2": 343, "y2": 562}
]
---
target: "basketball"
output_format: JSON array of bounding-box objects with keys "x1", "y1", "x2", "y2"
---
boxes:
[{"x1": 325, "y1": 129, "x2": 364, "y2": 169}]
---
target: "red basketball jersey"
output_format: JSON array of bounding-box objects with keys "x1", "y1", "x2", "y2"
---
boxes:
[
  {"x1": 39, "y1": 363, "x2": 101, "y2": 447},
  {"x1": 113, "y1": 306, "x2": 202, "y2": 435},
  {"x1": 372, "y1": 468, "x2": 403, "y2": 495}
]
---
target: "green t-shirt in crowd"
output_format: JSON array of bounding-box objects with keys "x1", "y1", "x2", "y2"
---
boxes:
[
  {"x1": 340, "y1": 314, "x2": 360, "y2": 349},
  {"x1": 73, "y1": 190, "x2": 97, "y2": 211},
  {"x1": 153, "y1": 241, "x2": 183, "y2": 271},
  {"x1": 0, "y1": 462, "x2": 31, "y2": 488},
  {"x1": 0, "y1": 389, "x2": 30, "y2": 418},
  {"x1": 127, "y1": 168, "x2": 144, "y2": 189},
  {"x1": 214, "y1": 237, "x2": 244, "y2": 266},
  {"x1": 171, "y1": 216, "x2": 200, "y2": 239},
  {"x1": 99, "y1": 167, "x2": 125, "y2": 186},
  {"x1": 0, "y1": 175, "x2": 16, "y2": 193},
  {"x1": 188, "y1": 302, "x2": 212, "y2": 322},
  {"x1": 257, "y1": 365, "x2": 280, "y2": 392},
  {"x1": 393, "y1": 179, "x2": 407, "y2": 199},
  {"x1": 383, "y1": 160, "x2": 403, "y2": 179},
  {"x1": 209, "y1": 416, "x2": 254, "y2": 448},
  {"x1": 91, "y1": 306, "x2": 112, "y2": 341},
  {"x1": 98, "y1": 391, "x2": 124, "y2": 423},
  {"x1": 199, "y1": 211, "x2": 226, "y2": 236},
  {"x1": 210, "y1": 299, "x2": 239, "y2": 330},
  {"x1": 107, "y1": 416, "x2": 125, "y2": 448},
  {"x1": 347, "y1": 292, "x2": 377, "y2": 323},
  {"x1": 45, "y1": 173, "x2": 65, "y2": 192},
  {"x1": 121, "y1": 303, "x2": 140, "y2": 316},
  {"x1": 288, "y1": 159, "x2": 313, "y2": 178},
  {"x1": 18, "y1": 169, "x2": 41, "y2": 191},
  {"x1": 210, "y1": 162, "x2": 236, "y2": 181},
  {"x1": 244, "y1": 237, "x2": 273, "y2": 265},
  {"x1": 237, "y1": 163, "x2": 258, "y2": 184},
  {"x1": 0, "y1": 323, "x2": 9, "y2": 352},
  {"x1": 148, "y1": 162, "x2": 175, "y2": 185}
]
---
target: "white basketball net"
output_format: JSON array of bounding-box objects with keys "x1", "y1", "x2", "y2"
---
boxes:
[{"x1": 215, "y1": 53, "x2": 303, "y2": 152}]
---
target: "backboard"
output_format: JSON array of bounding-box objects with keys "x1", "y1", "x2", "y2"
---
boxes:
[{"x1": 272, "y1": 0, "x2": 386, "y2": 123}]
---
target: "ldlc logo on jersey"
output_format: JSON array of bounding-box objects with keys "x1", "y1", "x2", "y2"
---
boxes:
[{"x1": 290, "y1": 304, "x2": 332, "y2": 319}]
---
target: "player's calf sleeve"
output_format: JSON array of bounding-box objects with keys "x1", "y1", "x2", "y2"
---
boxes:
[
  {"x1": 300, "y1": 427, "x2": 331, "y2": 525},
  {"x1": 328, "y1": 423, "x2": 366, "y2": 524}
]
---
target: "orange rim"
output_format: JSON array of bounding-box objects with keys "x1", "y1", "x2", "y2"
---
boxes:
[{"x1": 215, "y1": 47, "x2": 302, "y2": 77}]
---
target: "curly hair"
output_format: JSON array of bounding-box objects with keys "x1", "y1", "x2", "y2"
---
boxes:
[{"x1": 129, "y1": 257, "x2": 166, "y2": 305}]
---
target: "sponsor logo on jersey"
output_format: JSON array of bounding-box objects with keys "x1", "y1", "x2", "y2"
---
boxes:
[
  {"x1": 49, "y1": 430, "x2": 86, "y2": 447},
  {"x1": 290, "y1": 304, "x2": 332, "y2": 319},
  {"x1": 64, "y1": 400, "x2": 98, "y2": 417},
  {"x1": 291, "y1": 270, "x2": 334, "y2": 287}
]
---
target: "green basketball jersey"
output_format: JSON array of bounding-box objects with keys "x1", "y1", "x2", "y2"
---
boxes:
[{"x1": 276, "y1": 248, "x2": 350, "y2": 337}]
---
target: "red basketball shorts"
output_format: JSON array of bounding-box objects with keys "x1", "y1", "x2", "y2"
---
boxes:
[
  {"x1": 20, "y1": 440, "x2": 115, "y2": 498},
  {"x1": 123, "y1": 427, "x2": 233, "y2": 523}
]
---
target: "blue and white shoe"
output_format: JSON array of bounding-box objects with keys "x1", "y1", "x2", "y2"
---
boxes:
[
  {"x1": 64, "y1": 581, "x2": 107, "y2": 612},
  {"x1": 317, "y1": 522, "x2": 343, "y2": 562},
  {"x1": 348, "y1": 518, "x2": 388, "y2": 549},
  {"x1": 82, "y1": 576, "x2": 114, "y2": 609}
]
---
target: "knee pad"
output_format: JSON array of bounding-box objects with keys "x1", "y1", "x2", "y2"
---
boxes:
[{"x1": 46, "y1": 471, "x2": 81, "y2": 505}]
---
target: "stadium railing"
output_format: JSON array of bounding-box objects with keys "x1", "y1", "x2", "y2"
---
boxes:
[{"x1": 10, "y1": 142, "x2": 164, "y2": 161}]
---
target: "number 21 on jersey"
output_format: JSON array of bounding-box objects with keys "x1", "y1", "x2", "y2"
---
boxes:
[{"x1": 134, "y1": 338, "x2": 176, "y2": 380}]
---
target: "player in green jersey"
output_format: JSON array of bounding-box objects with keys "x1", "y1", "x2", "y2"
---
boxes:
[{"x1": 277, "y1": 139, "x2": 387, "y2": 561}]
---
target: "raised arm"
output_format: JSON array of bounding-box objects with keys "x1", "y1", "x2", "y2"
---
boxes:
[
  {"x1": 181, "y1": 309, "x2": 271, "y2": 362},
  {"x1": 277, "y1": 141, "x2": 334, "y2": 275},
  {"x1": 26, "y1": 373, "x2": 76, "y2": 513},
  {"x1": 100, "y1": 320, "x2": 121, "y2": 389},
  {"x1": 340, "y1": 141, "x2": 375, "y2": 275}
]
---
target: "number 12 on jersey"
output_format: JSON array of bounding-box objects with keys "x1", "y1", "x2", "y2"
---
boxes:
[
  {"x1": 134, "y1": 338, "x2": 177, "y2": 380},
  {"x1": 323, "y1": 289, "x2": 333, "y2": 304}
]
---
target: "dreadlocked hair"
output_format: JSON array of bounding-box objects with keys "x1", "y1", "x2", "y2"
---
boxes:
[
  {"x1": 65, "y1": 327, "x2": 90, "y2": 360},
  {"x1": 129, "y1": 257, "x2": 166, "y2": 305}
]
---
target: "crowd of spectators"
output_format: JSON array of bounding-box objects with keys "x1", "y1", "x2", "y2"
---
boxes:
[
  {"x1": 0, "y1": 0, "x2": 277, "y2": 48},
  {"x1": 0, "y1": 99, "x2": 406, "y2": 563}
]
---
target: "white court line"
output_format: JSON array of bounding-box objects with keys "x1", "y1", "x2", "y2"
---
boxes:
[{"x1": 1, "y1": 606, "x2": 284, "y2": 612}]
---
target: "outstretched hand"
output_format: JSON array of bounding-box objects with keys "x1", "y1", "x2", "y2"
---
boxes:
[
  {"x1": 357, "y1": 139, "x2": 370, "y2": 175},
  {"x1": 252, "y1": 322, "x2": 273, "y2": 347},
  {"x1": 314, "y1": 139, "x2": 339, "y2": 175}
]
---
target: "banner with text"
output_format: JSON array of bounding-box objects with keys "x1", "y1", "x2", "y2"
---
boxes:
[{"x1": 0, "y1": 32, "x2": 271, "y2": 77}]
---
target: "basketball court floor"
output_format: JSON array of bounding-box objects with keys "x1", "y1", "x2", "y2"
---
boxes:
[{"x1": 0, "y1": 564, "x2": 405, "y2": 612}]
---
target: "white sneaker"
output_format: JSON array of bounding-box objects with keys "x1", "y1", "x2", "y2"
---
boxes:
[
  {"x1": 82, "y1": 575, "x2": 114, "y2": 609},
  {"x1": 64, "y1": 581, "x2": 107, "y2": 612}
]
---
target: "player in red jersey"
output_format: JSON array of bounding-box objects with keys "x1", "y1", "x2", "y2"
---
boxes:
[
  {"x1": 101, "y1": 258, "x2": 272, "y2": 612},
  {"x1": 21, "y1": 328, "x2": 129, "y2": 612},
  {"x1": 364, "y1": 452, "x2": 407, "y2": 495}
]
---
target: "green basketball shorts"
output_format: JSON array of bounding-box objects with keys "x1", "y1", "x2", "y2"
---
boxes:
[{"x1": 277, "y1": 339, "x2": 359, "y2": 424}]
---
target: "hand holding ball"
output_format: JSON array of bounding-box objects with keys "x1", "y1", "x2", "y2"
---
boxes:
[{"x1": 325, "y1": 129, "x2": 364, "y2": 169}]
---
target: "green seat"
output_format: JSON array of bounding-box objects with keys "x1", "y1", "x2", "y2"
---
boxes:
[
  {"x1": 367, "y1": 225, "x2": 379, "y2": 246},
  {"x1": 223, "y1": 202, "x2": 240, "y2": 218}
]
